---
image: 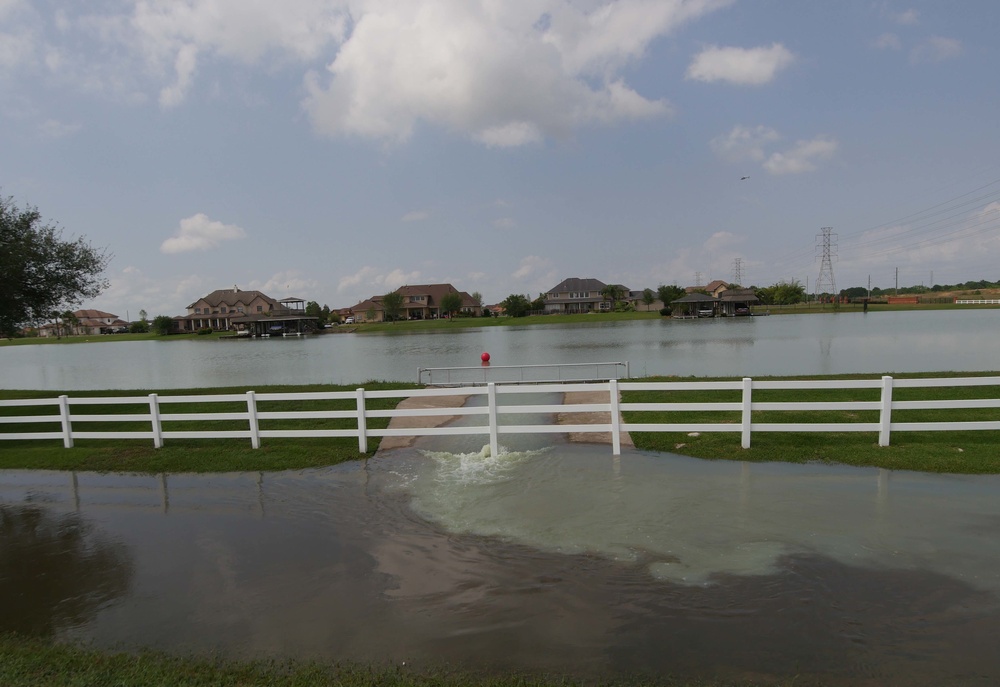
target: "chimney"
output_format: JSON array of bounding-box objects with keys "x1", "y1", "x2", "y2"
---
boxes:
[{"x1": 233, "y1": 285, "x2": 239, "y2": 293}]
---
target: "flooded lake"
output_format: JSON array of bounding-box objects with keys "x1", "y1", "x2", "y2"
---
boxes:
[
  {"x1": 2, "y1": 309, "x2": 999, "y2": 390},
  {"x1": 3, "y1": 309, "x2": 1000, "y2": 683}
]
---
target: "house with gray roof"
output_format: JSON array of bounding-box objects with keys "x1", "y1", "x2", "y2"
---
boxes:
[{"x1": 543, "y1": 277, "x2": 632, "y2": 313}]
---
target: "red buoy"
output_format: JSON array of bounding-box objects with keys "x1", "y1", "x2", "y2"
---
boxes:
[{"x1": 481, "y1": 351, "x2": 491, "y2": 362}]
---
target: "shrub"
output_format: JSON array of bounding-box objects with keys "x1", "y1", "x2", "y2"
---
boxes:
[
  {"x1": 197, "y1": 327, "x2": 213, "y2": 335},
  {"x1": 659, "y1": 307, "x2": 672, "y2": 316}
]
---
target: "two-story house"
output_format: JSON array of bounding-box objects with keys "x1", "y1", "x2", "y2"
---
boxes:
[
  {"x1": 175, "y1": 286, "x2": 280, "y2": 332},
  {"x1": 543, "y1": 278, "x2": 633, "y2": 313}
]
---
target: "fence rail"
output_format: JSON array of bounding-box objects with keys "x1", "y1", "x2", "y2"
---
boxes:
[{"x1": 2, "y1": 375, "x2": 999, "y2": 457}]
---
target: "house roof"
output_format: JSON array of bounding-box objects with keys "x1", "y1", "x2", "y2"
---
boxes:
[
  {"x1": 718, "y1": 288, "x2": 761, "y2": 303},
  {"x1": 546, "y1": 277, "x2": 607, "y2": 294},
  {"x1": 672, "y1": 293, "x2": 719, "y2": 303},
  {"x1": 187, "y1": 287, "x2": 278, "y2": 309},
  {"x1": 73, "y1": 309, "x2": 118, "y2": 319}
]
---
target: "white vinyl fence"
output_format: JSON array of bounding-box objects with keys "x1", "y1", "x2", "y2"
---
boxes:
[{"x1": 2, "y1": 375, "x2": 999, "y2": 457}]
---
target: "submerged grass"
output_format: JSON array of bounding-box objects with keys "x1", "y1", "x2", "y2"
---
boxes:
[
  {"x1": 0, "y1": 633, "x2": 812, "y2": 687},
  {"x1": 622, "y1": 371, "x2": 1000, "y2": 474}
]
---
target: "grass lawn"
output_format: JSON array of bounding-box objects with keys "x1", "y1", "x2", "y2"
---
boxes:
[
  {"x1": 622, "y1": 372, "x2": 1000, "y2": 474},
  {"x1": 0, "y1": 633, "x2": 805, "y2": 687},
  {"x1": 3, "y1": 373, "x2": 1000, "y2": 474}
]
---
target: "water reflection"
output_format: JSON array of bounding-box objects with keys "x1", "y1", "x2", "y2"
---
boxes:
[
  {"x1": 0, "y1": 504, "x2": 133, "y2": 636},
  {"x1": 2, "y1": 453, "x2": 1000, "y2": 684}
]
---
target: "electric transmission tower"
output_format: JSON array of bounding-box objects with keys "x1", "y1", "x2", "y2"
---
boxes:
[
  {"x1": 731, "y1": 258, "x2": 744, "y2": 287},
  {"x1": 815, "y1": 227, "x2": 837, "y2": 297}
]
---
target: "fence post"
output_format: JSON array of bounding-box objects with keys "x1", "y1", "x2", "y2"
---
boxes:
[
  {"x1": 58, "y1": 395, "x2": 73, "y2": 449},
  {"x1": 246, "y1": 391, "x2": 261, "y2": 449},
  {"x1": 878, "y1": 375, "x2": 893, "y2": 446},
  {"x1": 609, "y1": 379, "x2": 621, "y2": 455},
  {"x1": 741, "y1": 377, "x2": 753, "y2": 449},
  {"x1": 149, "y1": 393, "x2": 163, "y2": 448},
  {"x1": 356, "y1": 387, "x2": 368, "y2": 453},
  {"x1": 487, "y1": 382, "x2": 499, "y2": 458}
]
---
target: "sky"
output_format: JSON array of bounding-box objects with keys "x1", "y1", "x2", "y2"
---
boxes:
[{"x1": 2, "y1": 0, "x2": 1000, "y2": 317}]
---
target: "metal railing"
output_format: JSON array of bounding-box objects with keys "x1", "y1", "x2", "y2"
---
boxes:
[{"x1": 418, "y1": 361, "x2": 629, "y2": 386}]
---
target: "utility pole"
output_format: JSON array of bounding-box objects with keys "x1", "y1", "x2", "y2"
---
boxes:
[
  {"x1": 815, "y1": 227, "x2": 837, "y2": 300},
  {"x1": 895, "y1": 267, "x2": 899, "y2": 296},
  {"x1": 731, "y1": 258, "x2": 744, "y2": 287},
  {"x1": 694, "y1": 272, "x2": 703, "y2": 289}
]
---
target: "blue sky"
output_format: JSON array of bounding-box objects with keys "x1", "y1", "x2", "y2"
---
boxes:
[{"x1": 2, "y1": 0, "x2": 999, "y2": 316}]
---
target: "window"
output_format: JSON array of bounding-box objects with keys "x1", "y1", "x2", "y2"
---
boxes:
[
  {"x1": 237, "y1": 306, "x2": 244, "y2": 313},
  {"x1": 195, "y1": 308, "x2": 201, "y2": 314},
  {"x1": 256, "y1": 306, "x2": 263, "y2": 312},
  {"x1": 221, "y1": 307, "x2": 227, "y2": 313}
]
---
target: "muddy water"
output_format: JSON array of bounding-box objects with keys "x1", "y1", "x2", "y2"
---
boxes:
[{"x1": 2, "y1": 446, "x2": 1000, "y2": 685}]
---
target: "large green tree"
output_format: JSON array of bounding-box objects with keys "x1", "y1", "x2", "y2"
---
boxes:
[
  {"x1": 1, "y1": 197, "x2": 110, "y2": 336},
  {"x1": 439, "y1": 291, "x2": 463, "y2": 319},
  {"x1": 382, "y1": 291, "x2": 404, "y2": 322},
  {"x1": 500, "y1": 293, "x2": 531, "y2": 317}
]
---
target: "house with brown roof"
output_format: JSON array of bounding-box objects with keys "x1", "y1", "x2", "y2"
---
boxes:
[
  {"x1": 175, "y1": 288, "x2": 319, "y2": 335},
  {"x1": 38, "y1": 309, "x2": 128, "y2": 337},
  {"x1": 686, "y1": 280, "x2": 730, "y2": 298},
  {"x1": 345, "y1": 284, "x2": 482, "y2": 323}
]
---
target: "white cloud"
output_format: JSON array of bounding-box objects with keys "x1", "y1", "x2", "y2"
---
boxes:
[
  {"x1": 401, "y1": 210, "x2": 430, "y2": 222},
  {"x1": 910, "y1": 36, "x2": 962, "y2": 64},
  {"x1": 893, "y1": 9, "x2": 919, "y2": 25},
  {"x1": 493, "y1": 217, "x2": 517, "y2": 229},
  {"x1": 0, "y1": 30, "x2": 34, "y2": 69},
  {"x1": 873, "y1": 33, "x2": 901, "y2": 50},
  {"x1": 710, "y1": 125, "x2": 779, "y2": 163},
  {"x1": 686, "y1": 43, "x2": 795, "y2": 86},
  {"x1": 512, "y1": 255, "x2": 552, "y2": 280},
  {"x1": 336, "y1": 265, "x2": 422, "y2": 300},
  {"x1": 158, "y1": 43, "x2": 198, "y2": 107},
  {"x1": 703, "y1": 231, "x2": 743, "y2": 252},
  {"x1": 302, "y1": 0, "x2": 724, "y2": 145},
  {"x1": 762, "y1": 136, "x2": 838, "y2": 175},
  {"x1": 248, "y1": 270, "x2": 319, "y2": 297},
  {"x1": 160, "y1": 213, "x2": 247, "y2": 253},
  {"x1": 38, "y1": 118, "x2": 81, "y2": 138}
]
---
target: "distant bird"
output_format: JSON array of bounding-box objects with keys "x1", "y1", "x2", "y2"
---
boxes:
[{"x1": 740, "y1": 175, "x2": 750, "y2": 181}]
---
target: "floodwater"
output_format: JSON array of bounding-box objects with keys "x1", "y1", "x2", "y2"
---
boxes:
[
  {"x1": 2, "y1": 309, "x2": 999, "y2": 390},
  {"x1": 3, "y1": 439, "x2": 1000, "y2": 685},
  {"x1": 4, "y1": 309, "x2": 1000, "y2": 683}
]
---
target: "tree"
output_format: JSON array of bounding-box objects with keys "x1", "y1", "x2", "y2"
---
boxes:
[
  {"x1": 641, "y1": 288, "x2": 656, "y2": 311},
  {"x1": 382, "y1": 291, "x2": 404, "y2": 322},
  {"x1": 657, "y1": 284, "x2": 685, "y2": 308},
  {"x1": 61, "y1": 310, "x2": 79, "y2": 336},
  {"x1": 138, "y1": 309, "x2": 148, "y2": 324},
  {"x1": 1, "y1": 196, "x2": 110, "y2": 336},
  {"x1": 152, "y1": 315, "x2": 174, "y2": 336},
  {"x1": 600, "y1": 283, "x2": 627, "y2": 311},
  {"x1": 471, "y1": 291, "x2": 483, "y2": 308},
  {"x1": 129, "y1": 320, "x2": 149, "y2": 333},
  {"x1": 440, "y1": 291, "x2": 463, "y2": 319},
  {"x1": 529, "y1": 294, "x2": 546, "y2": 312},
  {"x1": 500, "y1": 293, "x2": 531, "y2": 317}
]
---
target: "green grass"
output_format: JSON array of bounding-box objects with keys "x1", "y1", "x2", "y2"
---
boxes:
[
  {"x1": 3, "y1": 373, "x2": 1000, "y2": 474},
  {"x1": 0, "y1": 383, "x2": 419, "y2": 473},
  {"x1": 0, "y1": 331, "x2": 230, "y2": 346},
  {"x1": 0, "y1": 633, "x2": 809, "y2": 687},
  {"x1": 623, "y1": 372, "x2": 1000, "y2": 474}
]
